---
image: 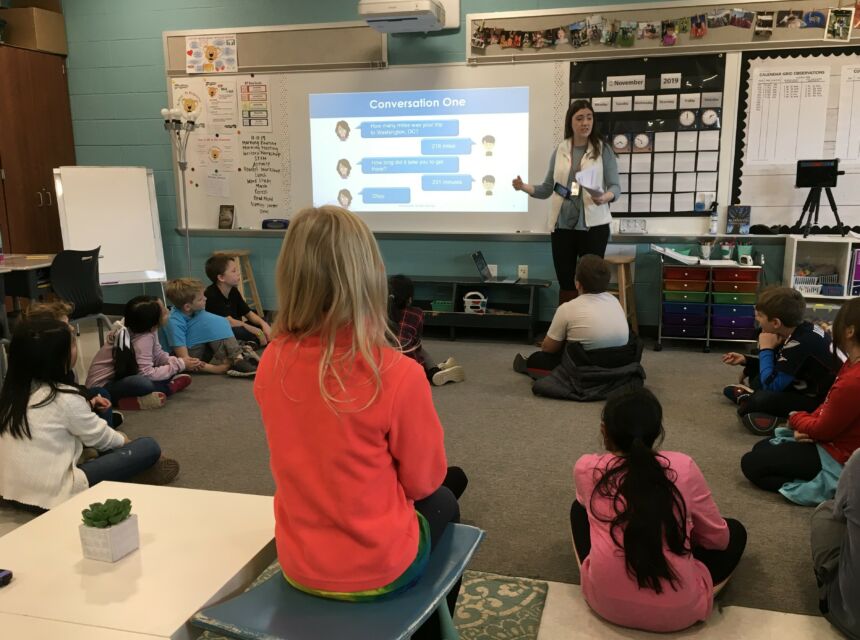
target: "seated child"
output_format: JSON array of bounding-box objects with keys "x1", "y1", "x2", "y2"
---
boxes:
[
  {"x1": 254, "y1": 206, "x2": 467, "y2": 640},
  {"x1": 741, "y1": 298, "x2": 860, "y2": 503},
  {"x1": 572, "y1": 388, "x2": 747, "y2": 633},
  {"x1": 388, "y1": 274, "x2": 464, "y2": 386},
  {"x1": 514, "y1": 254, "x2": 629, "y2": 377},
  {"x1": 165, "y1": 278, "x2": 257, "y2": 377},
  {"x1": 722, "y1": 287, "x2": 841, "y2": 435},
  {"x1": 204, "y1": 254, "x2": 272, "y2": 348},
  {"x1": 811, "y1": 449, "x2": 860, "y2": 640},
  {"x1": 87, "y1": 296, "x2": 196, "y2": 411},
  {"x1": 0, "y1": 318, "x2": 178, "y2": 510}
]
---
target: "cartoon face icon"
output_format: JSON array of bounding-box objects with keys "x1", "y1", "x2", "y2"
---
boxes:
[
  {"x1": 336, "y1": 159, "x2": 351, "y2": 179},
  {"x1": 335, "y1": 120, "x2": 350, "y2": 141},
  {"x1": 209, "y1": 147, "x2": 221, "y2": 161},
  {"x1": 482, "y1": 135, "x2": 495, "y2": 156},
  {"x1": 204, "y1": 45, "x2": 221, "y2": 62},
  {"x1": 181, "y1": 97, "x2": 198, "y2": 114},
  {"x1": 338, "y1": 189, "x2": 353, "y2": 208},
  {"x1": 482, "y1": 175, "x2": 495, "y2": 195},
  {"x1": 207, "y1": 86, "x2": 218, "y2": 98}
]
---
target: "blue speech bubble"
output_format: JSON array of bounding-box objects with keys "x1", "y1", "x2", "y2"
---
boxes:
[
  {"x1": 420, "y1": 138, "x2": 475, "y2": 155},
  {"x1": 359, "y1": 157, "x2": 459, "y2": 174},
  {"x1": 359, "y1": 120, "x2": 459, "y2": 138},
  {"x1": 359, "y1": 188, "x2": 411, "y2": 204},
  {"x1": 421, "y1": 175, "x2": 475, "y2": 191}
]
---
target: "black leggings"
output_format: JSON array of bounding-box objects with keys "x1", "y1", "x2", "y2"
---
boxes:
[
  {"x1": 411, "y1": 466, "x2": 468, "y2": 640},
  {"x1": 570, "y1": 501, "x2": 747, "y2": 586},
  {"x1": 523, "y1": 350, "x2": 564, "y2": 377},
  {"x1": 740, "y1": 439, "x2": 822, "y2": 492},
  {"x1": 739, "y1": 390, "x2": 822, "y2": 418},
  {"x1": 551, "y1": 225, "x2": 611, "y2": 290}
]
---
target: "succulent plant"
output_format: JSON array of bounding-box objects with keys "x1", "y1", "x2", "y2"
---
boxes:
[{"x1": 81, "y1": 498, "x2": 132, "y2": 528}]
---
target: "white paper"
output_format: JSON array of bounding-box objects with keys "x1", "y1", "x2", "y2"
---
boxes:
[
  {"x1": 656, "y1": 94, "x2": 678, "y2": 110},
  {"x1": 675, "y1": 152, "x2": 696, "y2": 171},
  {"x1": 610, "y1": 194, "x2": 629, "y2": 213},
  {"x1": 630, "y1": 154, "x2": 652, "y2": 173},
  {"x1": 675, "y1": 173, "x2": 697, "y2": 191},
  {"x1": 239, "y1": 78, "x2": 272, "y2": 132},
  {"x1": 205, "y1": 171, "x2": 231, "y2": 197},
  {"x1": 836, "y1": 65, "x2": 860, "y2": 161},
  {"x1": 634, "y1": 95, "x2": 656, "y2": 111},
  {"x1": 652, "y1": 173, "x2": 674, "y2": 192},
  {"x1": 697, "y1": 151, "x2": 719, "y2": 171},
  {"x1": 653, "y1": 153, "x2": 674, "y2": 172},
  {"x1": 204, "y1": 78, "x2": 238, "y2": 132},
  {"x1": 618, "y1": 174, "x2": 630, "y2": 191},
  {"x1": 616, "y1": 153, "x2": 631, "y2": 173},
  {"x1": 680, "y1": 92, "x2": 702, "y2": 108},
  {"x1": 651, "y1": 243, "x2": 699, "y2": 265},
  {"x1": 654, "y1": 131, "x2": 676, "y2": 152},
  {"x1": 651, "y1": 193, "x2": 672, "y2": 211},
  {"x1": 172, "y1": 79, "x2": 208, "y2": 125},
  {"x1": 575, "y1": 166, "x2": 602, "y2": 191},
  {"x1": 702, "y1": 92, "x2": 723, "y2": 107},
  {"x1": 195, "y1": 134, "x2": 237, "y2": 170},
  {"x1": 746, "y1": 67, "x2": 829, "y2": 165},
  {"x1": 591, "y1": 96, "x2": 612, "y2": 112},
  {"x1": 661, "y1": 73, "x2": 682, "y2": 90},
  {"x1": 676, "y1": 130, "x2": 698, "y2": 151},
  {"x1": 696, "y1": 172, "x2": 718, "y2": 191},
  {"x1": 674, "y1": 192, "x2": 695, "y2": 211},
  {"x1": 631, "y1": 194, "x2": 651, "y2": 212},
  {"x1": 186, "y1": 34, "x2": 238, "y2": 74},
  {"x1": 698, "y1": 129, "x2": 720, "y2": 151},
  {"x1": 630, "y1": 174, "x2": 651, "y2": 192},
  {"x1": 612, "y1": 96, "x2": 633, "y2": 112}
]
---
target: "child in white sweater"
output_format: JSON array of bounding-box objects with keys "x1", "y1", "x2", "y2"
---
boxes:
[{"x1": 0, "y1": 318, "x2": 177, "y2": 510}]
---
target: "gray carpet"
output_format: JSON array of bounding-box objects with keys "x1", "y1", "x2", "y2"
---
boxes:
[{"x1": 116, "y1": 337, "x2": 820, "y2": 617}]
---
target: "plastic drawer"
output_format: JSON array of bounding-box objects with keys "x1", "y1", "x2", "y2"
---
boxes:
[
  {"x1": 712, "y1": 281, "x2": 758, "y2": 293},
  {"x1": 711, "y1": 268, "x2": 759, "y2": 282},
  {"x1": 663, "y1": 302, "x2": 708, "y2": 315},
  {"x1": 711, "y1": 315, "x2": 756, "y2": 328},
  {"x1": 664, "y1": 279, "x2": 708, "y2": 292},
  {"x1": 712, "y1": 292, "x2": 757, "y2": 304},
  {"x1": 663, "y1": 313, "x2": 707, "y2": 326},
  {"x1": 664, "y1": 266, "x2": 709, "y2": 281},
  {"x1": 662, "y1": 324, "x2": 707, "y2": 338},
  {"x1": 663, "y1": 291, "x2": 708, "y2": 303},
  {"x1": 711, "y1": 326, "x2": 757, "y2": 340},
  {"x1": 711, "y1": 303, "x2": 755, "y2": 317}
]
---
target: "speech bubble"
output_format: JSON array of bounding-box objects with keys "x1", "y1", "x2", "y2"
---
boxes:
[
  {"x1": 358, "y1": 188, "x2": 411, "y2": 204},
  {"x1": 358, "y1": 157, "x2": 459, "y2": 174},
  {"x1": 359, "y1": 120, "x2": 459, "y2": 138},
  {"x1": 420, "y1": 138, "x2": 475, "y2": 155},
  {"x1": 421, "y1": 175, "x2": 475, "y2": 191}
]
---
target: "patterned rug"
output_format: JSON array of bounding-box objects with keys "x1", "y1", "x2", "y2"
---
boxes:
[{"x1": 199, "y1": 566, "x2": 548, "y2": 640}]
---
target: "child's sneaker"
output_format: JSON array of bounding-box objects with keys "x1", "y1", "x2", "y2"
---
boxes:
[
  {"x1": 117, "y1": 392, "x2": 167, "y2": 411},
  {"x1": 227, "y1": 358, "x2": 257, "y2": 378},
  {"x1": 130, "y1": 456, "x2": 180, "y2": 486},
  {"x1": 723, "y1": 384, "x2": 754, "y2": 405},
  {"x1": 512, "y1": 353, "x2": 528, "y2": 374},
  {"x1": 168, "y1": 374, "x2": 192, "y2": 395},
  {"x1": 741, "y1": 412, "x2": 784, "y2": 436},
  {"x1": 438, "y1": 356, "x2": 459, "y2": 370},
  {"x1": 432, "y1": 365, "x2": 465, "y2": 386},
  {"x1": 111, "y1": 411, "x2": 124, "y2": 428}
]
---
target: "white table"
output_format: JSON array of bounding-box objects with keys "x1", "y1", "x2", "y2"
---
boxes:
[
  {"x1": 0, "y1": 612, "x2": 163, "y2": 639},
  {"x1": 0, "y1": 482, "x2": 276, "y2": 639}
]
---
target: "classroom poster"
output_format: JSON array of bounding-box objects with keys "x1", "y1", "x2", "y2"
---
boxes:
[
  {"x1": 836, "y1": 65, "x2": 860, "y2": 161},
  {"x1": 186, "y1": 34, "x2": 238, "y2": 74},
  {"x1": 239, "y1": 79, "x2": 272, "y2": 132},
  {"x1": 204, "y1": 78, "x2": 239, "y2": 132},
  {"x1": 195, "y1": 134, "x2": 237, "y2": 171},
  {"x1": 171, "y1": 78, "x2": 207, "y2": 123}
]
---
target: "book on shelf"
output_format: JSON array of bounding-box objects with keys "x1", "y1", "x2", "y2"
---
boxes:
[
  {"x1": 726, "y1": 206, "x2": 751, "y2": 234},
  {"x1": 853, "y1": 247, "x2": 860, "y2": 283}
]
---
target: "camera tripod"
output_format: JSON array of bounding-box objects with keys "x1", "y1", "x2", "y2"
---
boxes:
[{"x1": 794, "y1": 186, "x2": 846, "y2": 238}]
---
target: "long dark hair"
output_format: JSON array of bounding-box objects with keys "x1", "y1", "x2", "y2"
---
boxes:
[
  {"x1": 832, "y1": 297, "x2": 860, "y2": 356},
  {"x1": 387, "y1": 274, "x2": 414, "y2": 326},
  {"x1": 0, "y1": 318, "x2": 80, "y2": 440},
  {"x1": 591, "y1": 388, "x2": 690, "y2": 594},
  {"x1": 113, "y1": 296, "x2": 163, "y2": 380},
  {"x1": 564, "y1": 99, "x2": 607, "y2": 160}
]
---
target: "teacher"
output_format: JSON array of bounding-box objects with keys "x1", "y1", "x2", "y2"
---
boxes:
[{"x1": 512, "y1": 99, "x2": 621, "y2": 305}]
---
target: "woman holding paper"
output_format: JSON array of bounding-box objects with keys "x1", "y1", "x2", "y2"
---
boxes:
[{"x1": 512, "y1": 99, "x2": 620, "y2": 305}]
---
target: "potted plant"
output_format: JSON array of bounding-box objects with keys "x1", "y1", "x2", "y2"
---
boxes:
[{"x1": 79, "y1": 498, "x2": 139, "y2": 562}]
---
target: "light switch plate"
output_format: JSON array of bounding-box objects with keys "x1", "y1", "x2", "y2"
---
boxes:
[{"x1": 518, "y1": 264, "x2": 529, "y2": 279}]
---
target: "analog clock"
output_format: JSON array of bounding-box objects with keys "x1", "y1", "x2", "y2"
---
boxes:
[
  {"x1": 633, "y1": 133, "x2": 651, "y2": 150},
  {"x1": 612, "y1": 134, "x2": 630, "y2": 151},
  {"x1": 701, "y1": 109, "x2": 720, "y2": 127},
  {"x1": 679, "y1": 110, "x2": 696, "y2": 127}
]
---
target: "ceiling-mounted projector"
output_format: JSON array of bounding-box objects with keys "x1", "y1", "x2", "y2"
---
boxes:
[{"x1": 358, "y1": 0, "x2": 459, "y2": 33}]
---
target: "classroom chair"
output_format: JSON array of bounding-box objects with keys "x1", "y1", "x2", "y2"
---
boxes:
[
  {"x1": 50, "y1": 248, "x2": 113, "y2": 346},
  {"x1": 211, "y1": 250, "x2": 264, "y2": 317},
  {"x1": 605, "y1": 255, "x2": 639, "y2": 334},
  {"x1": 190, "y1": 523, "x2": 485, "y2": 640}
]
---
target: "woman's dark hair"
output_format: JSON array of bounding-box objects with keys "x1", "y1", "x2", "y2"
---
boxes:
[
  {"x1": 387, "y1": 274, "x2": 414, "y2": 326},
  {"x1": 833, "y1": 297, "x2": 860, "y2": 355},
  {"x1": 591, "y1": 388, "x2": 690, "y2": 594},
  {"x1": 0, "y1": 318, "x2": 79, "y2": 440},
  {"x1": 564, "y1": 99, "x2": 608, "y2": 160},
  {"x1": 113, "y1": 296, "x2": 163, "y2": 380}
]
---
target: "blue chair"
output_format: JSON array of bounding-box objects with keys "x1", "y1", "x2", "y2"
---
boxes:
[{"x1": 191, "y1": 523, "x2": 484, "y2": 640}]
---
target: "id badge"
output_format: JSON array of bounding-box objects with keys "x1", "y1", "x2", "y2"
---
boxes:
[{"x1": 569, "y1": 181, "x2": 580, "y2": 197}]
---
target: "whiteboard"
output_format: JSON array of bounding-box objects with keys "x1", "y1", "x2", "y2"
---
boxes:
[
  {"x1": 53, "y1": 167, "x2": 167, "y2": 285},
  {"x1": 168, "y1": 62, "x2": 569, "y2": 234}
]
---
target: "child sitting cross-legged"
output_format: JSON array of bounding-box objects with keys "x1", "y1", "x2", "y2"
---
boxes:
[
  {"x1": 87, "y1": 296, "x2": 196, "y2": 411},
  {"x1": 204, "y1": 253, "x2": 272, "y2": 348},
  {"x1": 165, "y1": 278, "x2": 257, "y2": 378}
]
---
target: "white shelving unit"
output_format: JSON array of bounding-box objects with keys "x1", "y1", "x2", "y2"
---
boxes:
[{"x1": 783, "y1": 235, "x2": 859, "y2": 302}]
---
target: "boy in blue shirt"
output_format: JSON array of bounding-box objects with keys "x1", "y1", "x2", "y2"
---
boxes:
[
  {"x1": 722, "y1": 287, "x2": 840, "y2": 435},
  {"x1": 165, "y1": 278, "x2": 257, "y2": 378}
]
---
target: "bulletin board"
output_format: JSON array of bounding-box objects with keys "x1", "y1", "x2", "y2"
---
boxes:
[{"x1": 732, "y1": 46, "x2": 860, "y2": 229}]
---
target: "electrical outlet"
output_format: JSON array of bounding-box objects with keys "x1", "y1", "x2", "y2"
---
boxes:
[
  {"x1": 518, "y1": 264, "x2": 529, "y2": 280},
  {"x1": 487, "y1": 264, "x2": 498, "y2": 277}
]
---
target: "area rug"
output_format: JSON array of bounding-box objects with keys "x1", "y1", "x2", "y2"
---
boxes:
[{"x1": 198, "y1": 566, "x2": 548, "y2": 640}]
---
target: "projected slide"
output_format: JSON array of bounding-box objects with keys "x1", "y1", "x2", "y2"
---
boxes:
[{"x1": 309, "y1": 87, "x2": 528, "y2": 212}]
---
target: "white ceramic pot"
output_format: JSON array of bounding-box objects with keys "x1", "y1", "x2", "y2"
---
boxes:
[{"x1": 79, "y1": 513, "x2": 140, "y2": 562}]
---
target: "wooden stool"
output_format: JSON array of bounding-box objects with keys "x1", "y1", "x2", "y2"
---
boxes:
[
  {"x1": 212, "y1": 250, "x2": 264, "y2": 315},
  {"x1": 605, "y1": 255, "x2": 639, "y2": 334}
]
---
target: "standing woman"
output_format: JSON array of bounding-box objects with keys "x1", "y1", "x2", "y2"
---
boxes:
[{"x1": 512, "y1": 99, "x2": 621, "y2": 305}]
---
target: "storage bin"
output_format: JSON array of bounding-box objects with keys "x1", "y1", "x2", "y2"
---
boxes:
[
  {"x1": 663, "y1": 291, "x2": 708, "y2": 302},
  {"x1": 662, "y1": 312, "x2": 707, "y2": 326},
  {"x1": 712, "y1": 292, "x2": 757, "y2": 304},
  {"x1": 819, "y1": 274, "x2": 839, "y2": 285},
  {"x1": 794, "y1": 284, "x2": 823, "y2": 295},
  {"x1": 711, "y1": 326, "x2": 757, "y2": 340},
  {"x1": 711, "y1": 303, "x2": 755, "y2": 317},
  {"x1": 712, "y1": 268, "x2": 759, "y2": 282},
  {"x1": 820, "y1": 284, "x2": 844, "y2": 296},
  {"x1": 663, "y1": 301, "x2": 708, "y2": 315},
  {"x1": 711, "y1": 315, "x2": 756, "y2": 328},
  {"x1": 712, "y1": 281, "x2": 758, "y2": 293},
  {"x1": 662, "y1": 324, "x2": 707, "y2": 338},
  {"x1": 664, "y1": 279, "x2": 708, "y2": 292},
  {"x1": 430, "y1": 300, "x2": 453, "y2": 312},
  {"x1": 663, "y1": 266, "x2": 709, "y2": 280}
]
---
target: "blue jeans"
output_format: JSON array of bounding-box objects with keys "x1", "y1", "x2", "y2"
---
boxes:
[
  {"x1": 78, "y1": 437, "x2": 161, "y2": 486},
  {"x1": 105, "y1": 375, "x2": 171, "y2": 400}
]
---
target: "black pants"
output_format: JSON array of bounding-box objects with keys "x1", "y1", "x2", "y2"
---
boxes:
[
  {"x1": 740, "y1": 439, "x2": 822, "y2": 492},
  {"x1": 411, "y1": 466, "x2": 468, "y2": 640},
  {"x1": 523, "y1": 350, "x2": 563, "y2": 377},
  {"x1": 551, "y1": 225, "x2": 611, "y2": 290},
  {"x1": 739, "y1": 390, "x2": 822, "y2": 418},
  {"x1": 570, "y1": 501, "x2": 747, "y2": 586}
]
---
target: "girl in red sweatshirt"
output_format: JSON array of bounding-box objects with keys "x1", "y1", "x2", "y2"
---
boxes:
[{"x1": 253, "y1": 205, "x2": 467, "y2": 639}]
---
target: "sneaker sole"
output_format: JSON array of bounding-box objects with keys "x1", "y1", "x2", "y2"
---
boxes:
[
  {"x1": 227, "y1": 369, "x2": 256, "y2": 378},
  {"x1": 117, "y1": 393, "x2": 166, "y2": 411},
  {"x1": 432, "y1": 366, "x2": 465, "y2": 385}
]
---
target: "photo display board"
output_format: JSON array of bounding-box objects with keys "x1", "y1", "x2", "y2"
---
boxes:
[{"x1": 570, "y1": 54, "x2": 726, "y2": 217}]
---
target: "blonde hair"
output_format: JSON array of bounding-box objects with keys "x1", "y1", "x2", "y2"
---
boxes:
[
  {"x1": 25, "y1": 300, "x2": 74, "y2": 321},
  {"x1": 274, "y1": 205, "x2": 392, "y2": 408},
  {"x1": 165, "y1": 278, "x2": 204, "y2": 308}
]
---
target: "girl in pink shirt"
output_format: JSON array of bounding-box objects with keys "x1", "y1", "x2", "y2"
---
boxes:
[
  {"x1": 572, "y1": 388, "x2": 747, "y2": 632},
  {"x1": 254, "y1": 206, "x2": 467, "y2": 640}
]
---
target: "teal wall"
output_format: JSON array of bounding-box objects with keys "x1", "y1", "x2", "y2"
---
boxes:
[{"x1": 63, "y1": 0, "x2": 778, "y2": 324}]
